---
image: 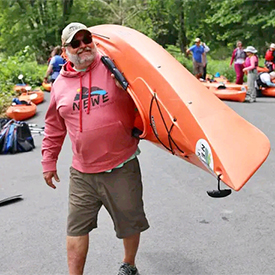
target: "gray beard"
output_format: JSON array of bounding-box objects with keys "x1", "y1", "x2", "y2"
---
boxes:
[{"x1": 66, "y1": 46, "x2": 96, "y2": 67}]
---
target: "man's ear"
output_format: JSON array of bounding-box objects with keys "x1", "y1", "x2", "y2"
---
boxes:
[{"x1": 61, "y1": 47, "x2": 68, "y2": 61}]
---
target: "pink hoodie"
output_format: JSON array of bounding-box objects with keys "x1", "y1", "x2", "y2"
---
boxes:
[{"x1": 41, "y1": 52, "x2": 139, "y2": 173}]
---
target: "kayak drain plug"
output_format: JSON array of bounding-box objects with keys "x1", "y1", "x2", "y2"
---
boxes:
[{"x1": 207, "y1": 175, "x2": 232, "y2": 198}]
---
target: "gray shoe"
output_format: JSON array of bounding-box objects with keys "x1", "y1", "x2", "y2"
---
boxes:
[
  {"x1": 244, "y1": 95, "x2": 254, "y2": 103},
  {"x1": 118, "y1": 263, "x2": 140, "y2": 275}
]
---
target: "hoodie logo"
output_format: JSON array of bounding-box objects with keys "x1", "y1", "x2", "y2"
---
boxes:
[{"x1": 73, "y1": 86, "x2": 109, "y2": 110}]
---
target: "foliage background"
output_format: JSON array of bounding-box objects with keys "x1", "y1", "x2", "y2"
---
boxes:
[{"x1": 0, "y1": 0, "x2": 274, "y2": 113}]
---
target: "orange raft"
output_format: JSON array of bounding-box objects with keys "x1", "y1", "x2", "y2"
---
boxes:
[
  {"x1": 91, "y1": 24, "x2": 270, "y2": 192},
  {"x1": 19, "y1": 88, "x2": 44, "y2": 105},
  {"x1": 6, "y1": 102, "x2": 36, "y2": 121},
  {"x1": 202, "y1": 82, "x2": 247, "y2": 102}
]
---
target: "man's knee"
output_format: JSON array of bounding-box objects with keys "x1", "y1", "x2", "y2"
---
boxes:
[{"x1": 67, "y1": 235, "x2": 89, "y2": 256}]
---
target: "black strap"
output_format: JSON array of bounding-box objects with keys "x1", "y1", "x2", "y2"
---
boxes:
[{"x1": 101, "y1": 56, "x2": 128, "y2": 90}]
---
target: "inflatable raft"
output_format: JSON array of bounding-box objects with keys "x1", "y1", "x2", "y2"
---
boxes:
[
  {"x1": 90, "y1": 24, "x2": 270, "y2": 192},
  {"x1": 202, "y1": 82, "x2": 247, "y2": 102},
  {"x1": 6, "y1": 102, "x2": 36, "y2": 121},
  {"x1": 19, "y1": 88, "x2": 44, "y2": 105}
]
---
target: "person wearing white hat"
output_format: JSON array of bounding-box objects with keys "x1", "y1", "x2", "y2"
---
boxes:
[
  {"x1": 186, "y1": 37, "x2": 205, "y2": 79},
  {"x1": 243, "y1": 46, "x2": 258, "y2": 102},
  {"x1": 264, "y1": 43, "x2": 275, "y2": 72},
  {"x1": 42, "y1": 22, "x2": 149, "y2": 275}
]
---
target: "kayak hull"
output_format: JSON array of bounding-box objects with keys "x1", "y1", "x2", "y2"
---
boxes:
[
  {"x1": 90, "y1": 24, "x2": 270, "y2": 191},
  {"x1": 202, "y1": 82, "x2": 247, "y2": 102},
  {"x1": 261, "y1": 87, "x2": 275, "y2": 97},
  {"x1": 6, "y1": 102, "x2": 37, "y2": 121}
]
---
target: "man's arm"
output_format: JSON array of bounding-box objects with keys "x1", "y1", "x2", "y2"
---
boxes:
[
  {"x1": 186, "y1": 45, "x2": 194, "y2": 55},
  {"x1": 265, "y1": 80, "x2": 275, "y2": 87},
  {"x1": 41, "y1": 88, "x2": 67, "y2": 188}
]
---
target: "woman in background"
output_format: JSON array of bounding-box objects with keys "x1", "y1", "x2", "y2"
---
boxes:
[
  {"x1": 243, "y1": 46, "x2": 258, "y2": 103},
  {"x1": 230, "y1": 41, "x2": 246, "y2": 84},
  {"x1": 44, "y1": 46, "x2": 66, "y2": 83}
]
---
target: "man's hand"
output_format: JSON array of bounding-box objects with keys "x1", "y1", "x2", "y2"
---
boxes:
[
  {"x1": 43, "y1": 171, "x2": 60, "y2": 189},
  {"x1": 111, "y1": 74, "x2": 124, "y2": 90}
]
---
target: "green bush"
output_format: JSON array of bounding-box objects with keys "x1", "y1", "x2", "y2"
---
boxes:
[
  {"x1": 0, "y1": 46, "x2": 47, "y2": 115},
  {"x1": 165, "y1": 44, "x2": 193, "y2": 72}
]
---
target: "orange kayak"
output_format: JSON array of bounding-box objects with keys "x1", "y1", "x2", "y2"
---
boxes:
[
  {"x1": 257, "y1": 66, "x2": 269, "y2": 73},
  {"x1": 42, "y1": 81, "x2": 51, "y2": 92},
  {"x1": 6, "y1": 102, "x2": 36, "y2": 121},
  {"x1": 261, "y1": 87, "x2": 275, "y2": 97},
  {"x1": 202, "y1": 82, "x2": 247, "y2": 102},
  {"x1": 91, "y1": 24, "x2": 270, "y2": 191},
  {"x1": 19, "y1": 89, "x2": 44, "y2": 105},
  {"x1": 213, "y1": 76, "x2": 229, "y2": 83},
  {"x1": 14, "y1": 84, "x2": 31, "y2": 93}
]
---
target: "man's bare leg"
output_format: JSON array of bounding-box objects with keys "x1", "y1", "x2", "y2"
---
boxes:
[
  {"x1": 122, "y1": 232, "x2": 140, "y2": 266},
  {"x1": 67, "y1": 235, "x2": 89, "y2": 275}
]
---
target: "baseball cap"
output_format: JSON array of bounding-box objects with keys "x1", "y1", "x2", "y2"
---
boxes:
[
  {"x1": 194, "y1": 38, "x2": 201, "y2": 43},
  {"x1": 270, "y1": 43, "x2": 275, "y2": 49},
  {"x1": 61, "y1": 22, "x2": 91, "y2": 45}
]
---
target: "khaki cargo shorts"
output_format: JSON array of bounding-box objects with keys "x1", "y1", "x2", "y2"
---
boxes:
[
  {"x1": 67, "y1": 158, "x2": 149, "y2": 239},
  {"x1": 193, "y1": 61, "x2": 204, "y2": 75}
]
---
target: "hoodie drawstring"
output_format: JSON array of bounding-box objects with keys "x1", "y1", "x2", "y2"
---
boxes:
[
  {"x1": 87, "y1": 69, "x2": 91, "y2": 114},
  {"x1": 79, "y1": 68, "x2": 92, "y2": 132},
  {"x1": 79, "y1": 76, "x2": 83, "y2": 132}
]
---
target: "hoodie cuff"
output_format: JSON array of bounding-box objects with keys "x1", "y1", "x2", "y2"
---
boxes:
[{"x1": 41, "y1": 160, "x2": 57, "y2": 173}]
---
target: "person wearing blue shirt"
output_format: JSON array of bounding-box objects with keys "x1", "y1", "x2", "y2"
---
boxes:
[
  {"x1": 186, "y1": 38, "x2": 205, "y2": 79},
  {"x1": 44, "y1": 46, "x2": 66, "y2": 83}
]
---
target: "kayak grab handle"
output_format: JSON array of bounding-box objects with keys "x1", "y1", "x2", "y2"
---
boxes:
[
  {"x1": 207, "y1": 174, "x2": 232, "y2": 198},
  {"x1": 101, "y1": 56, "x2": 128, "y2": 90}
]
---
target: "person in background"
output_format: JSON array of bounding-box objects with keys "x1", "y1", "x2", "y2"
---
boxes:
[
  {"x1": 243, "y1": 46, "x2": 258, "y2": 103},
  {"x1": 42, "y1": 22, "x2": 149, "y2": 275},
  {"x1": 44, "y1": 46, "x2": 66, "y2": 83},
  {"x1": 229, "y1": 40, "x2": 246, "y2": 84},
  {"x1": 255, "y1": 71, "x2": 275, "y2": 96},
  {"x1": 264, "y1": 43, "x2": 275, "y2": 72},
  {"x1": 186, "y1": 37, "x2": 205, "y2": 79},
  {"x1": 201, "y1": 42, "x2": 210, "y2": 80}
]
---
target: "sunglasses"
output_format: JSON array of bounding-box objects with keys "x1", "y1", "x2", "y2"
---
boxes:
[{"x1": 66, "y1": 34, "x2": 93, "y2": 49}]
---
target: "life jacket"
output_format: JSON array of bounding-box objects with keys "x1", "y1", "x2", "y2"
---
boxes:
[
  {"x1": 235, "y1": 48, "x2": 246, "y2": 61},
  {"x1": 265, "y1": 50, "x2": 274, "y2": 62},
  {"x1": 256, "y1": 72, "x2": 269, "y2": 88},
  {"x1": 245, "y1": 55, "x2": 258, "y2": 68}
]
